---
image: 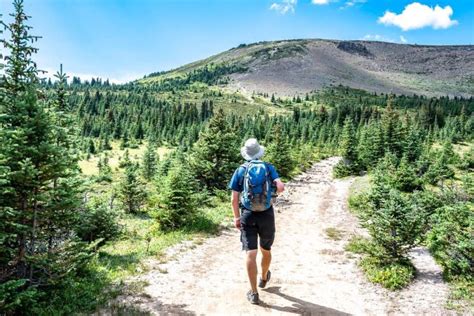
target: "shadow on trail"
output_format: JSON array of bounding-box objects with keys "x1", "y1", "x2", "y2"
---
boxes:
[
  {"x1": 102, "y1": 301, "x2": 196, "y2": 315},
  {"x1": 261, "y1": 286, "x2": 350, "y2": 315}
]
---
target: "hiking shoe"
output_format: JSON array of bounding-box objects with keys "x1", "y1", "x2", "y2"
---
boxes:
[
  {"x1": 258, "y1": 270, "x2": 271, "y2": 288},
  {"x1": 246, "y1": 290, "x2": 259, "y2": 305}
]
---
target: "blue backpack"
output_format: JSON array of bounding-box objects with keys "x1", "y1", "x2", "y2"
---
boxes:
[{"x1": 240, "y1": 160, "x2": 273, "y2": 211}]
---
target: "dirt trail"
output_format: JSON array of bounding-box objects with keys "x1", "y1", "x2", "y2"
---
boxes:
[{"x1": 117, "y1": 157, "x2": 450, "y2": 315}]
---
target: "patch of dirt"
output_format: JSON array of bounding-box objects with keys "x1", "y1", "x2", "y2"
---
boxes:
[{"x1": 108, "y1": 157, "x2": 451, "y2": 315}]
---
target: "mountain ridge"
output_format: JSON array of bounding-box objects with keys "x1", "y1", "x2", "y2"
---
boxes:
[{"x1": 141, "y1": 39, "x2": 474, "y2": 97}]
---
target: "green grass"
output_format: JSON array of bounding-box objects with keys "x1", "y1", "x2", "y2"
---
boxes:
[
  {"x1": 359, "y1": 256, "x2": 415, "y2": 290},
  {"x1": 78, "y1": 141, "x2": 172, "y2": 176},
  {"x1": 97, "y1": 200, "x2": 230, "y2": 281},
  {"x1": 345, "y1": 235, "x2": 372, "y2": 254},
  {"x1": 345, "y1": 236, "x2": 415, "y2": 290},
  {"x1": 32, "y1": 199, "x2": 231, "y2": 315},
  {"x1": 325, "y1": 227, "x2": 344, "y2": 241},
  {"x1": 445, "y1": 277, "x2": 474, "y2": 311}
]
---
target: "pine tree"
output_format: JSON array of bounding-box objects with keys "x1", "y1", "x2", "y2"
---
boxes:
[
  {"x1": 118, "y1": 163, "x2": 147, "y2": 214},
  {"x1": 120, "y1": 131, "x2": 129, "y2": 149},
  {"x1": 155, "y1": 152, "x2": 175, "y2": 184},
  {"x1": 402, "y1": 121, "x2": 423, "y2": 162},
  {"x1": 88, "y1": 138, "x2": 96, "y2": 154},
  {"x1": 361, "y1": 186, "x2": 425, "y2": 261},
  {"x1": 334, "y1": 117, "x2": 359, "y2": 177},
  {"x1": 381, "y1": 100, "x2": 403, "y2": 158},
  {"x1": 97, "y1": 154, "x2": 112, "y2": 182},
  {"x1": 427, "y1": 203, "x2": 473, "y2": 279},
  {"x1": 424, "y1": 144, "x2": 455, "y2": 186},
  {"x1": 394, "y1": 156, "x2": 422, "y2": 192},
  {"x1": 358, "y1": 120, "x2": 384, "y2": 170},
  {"x1": 265, "y1": 125, "x2": 295, "y2": 179},
  {"x1": 156, "y1": 161, "x2": 198, "y2": 230},
  {"x1": 0, "y1": 1, "x2": 85, "y2": 307},
  {"x1": 190, "y1": 108, "x2": 240, "y2": 190},
  {"x1": 357, "y1": 157, "x2": 427, "y2": 261},
  {"x1": 340, "y1": 117, "x2": 358, "y2": 163},
  {"x1": 142, "y1": 141, "x2": 158, "y2": 181},
  {"x1": 118, "y1": 149, "x2": 132, "y2": 168}
]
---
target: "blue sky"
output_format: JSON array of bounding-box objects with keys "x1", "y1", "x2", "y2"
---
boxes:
[{"x1": 1, "y1": 0, "x2": 473, "y2": 82}]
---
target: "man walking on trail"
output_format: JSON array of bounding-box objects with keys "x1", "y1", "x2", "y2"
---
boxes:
[{"x1": 228, "y1": 138, "x2": 285, "y2": 305}]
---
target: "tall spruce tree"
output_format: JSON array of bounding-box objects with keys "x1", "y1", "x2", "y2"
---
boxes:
[
  {"x1": 358, "y1": 120, "x2": 384, "y2": 169},
  {"x1": 118, "y1": 163, "x2": 147, "y2": 213},
  {"x1": 142, "y1": 141, "x2": 158, "y2": 181},
  {"x1": 0, "y1": 0, "x2": 84, "y2": 309},
  {"x1": 339, "y1": 117, "x2": 358, "y2": 164},
  {"x1": 190, "y1": 108, "x2": 239, "y2": 190},
  {"x1": 156, "y1": 160, "x2": 198, "y2": 230},
  {"x1": 381, "y1": 101, "x2": 404, "y2": 158},
  {"x1": 333, "y1": 117, "x2": 359, "y2": 177},
  {"x1": 265, "y1": 124, "x2": 295, "y2": 179},
  {"x1": 97, "y1": 154, "x2": 112, "y2": 182}
]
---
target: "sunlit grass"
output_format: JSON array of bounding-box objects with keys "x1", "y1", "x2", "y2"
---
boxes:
[
  {"x1": 78, "y1": 141, "x2": 172, "y2": 176},
  {"x1": 325, "y1": 227, "x2": 344, "y2": 241},
  {"x1": 96, "y1": 199, "x2": 230, "y2": 282}
]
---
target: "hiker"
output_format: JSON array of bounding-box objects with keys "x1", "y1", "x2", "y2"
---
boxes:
[{"x1": 228, "y1": 138, "x2": 285, "y2": 305}]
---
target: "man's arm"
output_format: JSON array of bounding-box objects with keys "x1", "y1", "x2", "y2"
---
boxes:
[
  {"x1": 231, "y1": 190, "x2": 241, "y2": 230},
  {"x1": 268, "y1": 163, "x2": 284, "y2": 194},
  {"x1": 274, "y1": 178, "x2": 285, "y2": 194}
]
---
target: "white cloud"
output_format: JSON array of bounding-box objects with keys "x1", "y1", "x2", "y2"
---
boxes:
[
  {"x1": 362, "y1": 34, "x2": 396, "y2": 43},
  {"x1": 378, "y1": 2, "x2": 458, "y2": 31},
  {"x1": 340, "y1": 0, "x2": 366, "y2": 9},
  {"x1": 312, "y1": 0, "x2": 330, "y2": 4},
  {"x1": 361, "y1": 34, "x2": 409, "y2": 44},
  {"x1": 270, "y1": 0, "x2": 297, "y2": 14}
]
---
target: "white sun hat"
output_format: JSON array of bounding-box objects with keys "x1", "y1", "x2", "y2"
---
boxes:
[{"x1": 241, "y1": 138, "x2": 265, "y2": 161}]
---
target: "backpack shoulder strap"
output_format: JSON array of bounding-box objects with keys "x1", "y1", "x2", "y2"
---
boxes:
[
  {"x1": 262, "y1": 161, "x2": 271, "y2": 177},
  {"x1": 239, "y1": 162, "x2": 250, "y2": 188}
]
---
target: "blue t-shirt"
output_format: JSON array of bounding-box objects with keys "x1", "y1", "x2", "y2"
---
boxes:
[{"x1": 228, "y1": 160, "x2": 280, "y2": 192}]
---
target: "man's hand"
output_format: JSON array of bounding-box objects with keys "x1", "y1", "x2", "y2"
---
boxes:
[
  {"x1": 234, "y1": 217, "x2": 241, "y2": 230},
  {"x1": 274, "y1": 179, "x2": 285, "y2": 194}
]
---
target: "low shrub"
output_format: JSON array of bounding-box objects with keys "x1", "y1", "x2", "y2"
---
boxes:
[
  {"x1": 427, "y1": 203, "x2": 474, "y2": 280},
  {"x1": 348, "y1": 192, "x2": 369, "y2": 214},
  {"x1": 446, "y1": 276, "x2": 474, "y2": 311},
  {"x1": 345, "y1": 235, "x2": 374, "y2": 254},
  {"x1": 359, "y1": 256, "x2": 415, "y2": 290},
  {"x1": 76, "y1": 196, "x2": 122, "y2": 244},
  {"x1": 345, "y1": 236, "x2": 415, "y2": 290},
  {"x1": 333, "y1": 160, "x2": 359, "y2": 178},
  {"x1": 359, "y1": 186, "x2": 426, "y2": 260}
]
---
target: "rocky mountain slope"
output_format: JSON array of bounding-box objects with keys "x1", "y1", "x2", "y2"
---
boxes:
[{"x1": 143, "y1": 39, "x2": 474, "y2": 97}]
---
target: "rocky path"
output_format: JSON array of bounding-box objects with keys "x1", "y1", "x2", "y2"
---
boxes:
[{"x1": 114, "y1": 157, "x2": 451, "y2": 315}]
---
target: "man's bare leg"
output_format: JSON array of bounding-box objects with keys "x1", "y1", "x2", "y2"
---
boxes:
[
  {"x1": 260, "y1": 247, "x2": 271, "y2": 280},
  {"x1": 246, "y1": 249, "x2": 258, "y2": 292}
]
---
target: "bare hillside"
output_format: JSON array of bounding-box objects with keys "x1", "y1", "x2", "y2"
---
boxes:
[{"x1": 144, "y1": 39, "x2": 474, "y2": 97}]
